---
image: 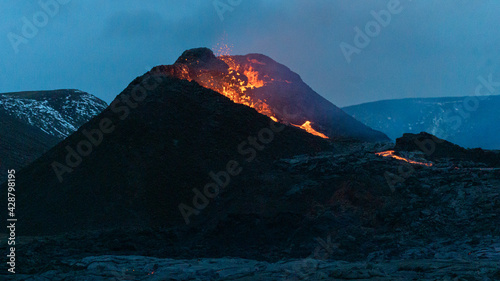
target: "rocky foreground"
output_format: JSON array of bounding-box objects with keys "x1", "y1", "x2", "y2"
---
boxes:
[
  {"x1": 4, "y1": 137, "x2": 500, "y2": 280},
  {"x1": 7, "y1": 255, "x2": 500, "y2": 280}
]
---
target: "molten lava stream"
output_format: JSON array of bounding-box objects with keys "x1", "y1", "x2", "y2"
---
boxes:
[
  {"x1": 292, "y1": 121, "x2": 329, "y2": 139},
  {"x1": 375, "y1": 150, "x2": 433, "y2": 167}
]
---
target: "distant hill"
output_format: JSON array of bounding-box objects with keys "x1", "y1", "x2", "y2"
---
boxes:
[
  {"x1": 343, "y1": 96, "x2": 500, "y2": 149},
  {"x1": 0, "y1": 90, "x2": 107, "y2": 181}
]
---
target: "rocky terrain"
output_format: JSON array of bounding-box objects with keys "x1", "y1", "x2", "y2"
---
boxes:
[
  {"x1": 0, "y1": 90, "x2": 107, "y2": 182},
  {"x1": 394, "y1": 132, "x2": 500, "y2": 166},
  {"x1": 343, "y1": 96, "x2": 500, "y2": 149},
  {"x1": 3, "y1": 135, "x2": 500, "y2": 279},
  {"x1": 6, "y1": 255, "x2": 500, "y2": 280},
  {"x1": 2, "y1": 52, "x2": 499, "y2": 280}
]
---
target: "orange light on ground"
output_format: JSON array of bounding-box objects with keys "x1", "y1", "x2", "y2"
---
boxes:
[
  {"x1": 292, "y1": 121, "x2": 329, "y2": 139},
  {"x1": 375, "y1": 150, "x2": 433, "y2": 167}
]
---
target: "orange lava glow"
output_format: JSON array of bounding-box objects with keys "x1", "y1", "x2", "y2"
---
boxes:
[
  {"x1": 375, "y1": 150, "x2": 433, "y2": 167},
  {"x1": 195, "y1": 55, "x2": 280, "y2": 124},
  {"x1": 292, "y1": 121, "x2": 329, "y2": 139},
  {"x1": 200, "y1": 59, "x2": 328, "y2": 138},
  {"x1": 243, "y1": 67, "x2": 265, "y2": 88},
  {"x1": 162, "y1": 42, "x2": 330, "y2": 139}
]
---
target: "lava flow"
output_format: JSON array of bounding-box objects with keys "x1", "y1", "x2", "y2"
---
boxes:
[
  {"x1": 375, "y1": 150, "x2": 433, "y2": 167},
  {"x1": 292, "y1": 121, "x2": 329, "y2": 139}
]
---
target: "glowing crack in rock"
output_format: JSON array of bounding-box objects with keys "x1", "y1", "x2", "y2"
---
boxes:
[
  {"x1": 375, "y1": 150, "x2": 433, "y2": 167},
  {"x1": 292, "y1": 121, "x2": 329, "y2": 139}
]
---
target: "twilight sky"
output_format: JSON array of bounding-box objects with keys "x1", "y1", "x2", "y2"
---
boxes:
[{"x1": 1, "y1": 0, "x2": 500, "y2": 107}]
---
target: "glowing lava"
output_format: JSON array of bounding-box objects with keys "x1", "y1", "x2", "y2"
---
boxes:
[
  {"x1": 292, "y1": 121, "x2": 329, "y2": 139},
  {"x1": 201, "y1": 62, "x2": 328, "y2": 139},
  {"x1": 196, "y1": 55, "x2": 280, "y2": 123},
  {"x1": 152, "y1": 46, "x2": 331, "y2": 140},
  {"x1": 375, "y1": 150, "x2": 433, "y2": 167},
  {"x1": 243, "y1": 66, "x2": 265, "y2": 88},
  {"x1": 213, "y1": 55, "x2": 328, "y2": 139}
]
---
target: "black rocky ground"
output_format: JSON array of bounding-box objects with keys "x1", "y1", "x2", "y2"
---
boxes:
[
  {"x1": 394, "y1": 132, "x2": 500, "y2": 167},
  {"x1": 3, "y1": 140, "x2": 500, "y2": 279}
]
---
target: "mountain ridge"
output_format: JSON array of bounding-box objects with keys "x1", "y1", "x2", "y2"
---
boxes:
[
  {"x1": 343, "y1": 95, "x2": 500, "y2": 149},
  {"x1": 0, "y1": 89, "x2": 108, "y2": 138},
  {"x1": 0, "y1": 89, "x2": 107, "y2": 182}
]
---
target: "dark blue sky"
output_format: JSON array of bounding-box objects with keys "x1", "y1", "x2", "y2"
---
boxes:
[{"x1": 2, "y1": 0, "x2": 500, "y2": 107}]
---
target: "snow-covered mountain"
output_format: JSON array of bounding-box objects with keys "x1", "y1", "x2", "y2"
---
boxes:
[
  {"x1": 0, "y1": 89, "x2": 107, "y2": 181},
  {"x1": 0, "y1": 89, "x2": 107, "y2": 139},
  {"x1": 343, "y1": 96, "x2": 500, "y2": 149}
]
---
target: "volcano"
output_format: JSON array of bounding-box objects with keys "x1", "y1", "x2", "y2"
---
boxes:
[
  {"x1": 6, "y1": 72, "x2": 331, "y2": 235},
  {"x1": 150, "y1": 48, "x2": 389, "y2": 142}
]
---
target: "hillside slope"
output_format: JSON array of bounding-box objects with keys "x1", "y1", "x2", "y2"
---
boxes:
[
  {"x1": 0, "y1": 90, "x2": 107, "y2": 181},
  {"x1": 7, "y1": 74, "x2": 330, "y2": 235}
]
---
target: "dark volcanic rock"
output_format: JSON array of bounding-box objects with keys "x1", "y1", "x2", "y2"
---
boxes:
[
  {"x1": 0, "y1": 111, "x2": 59, "y2": 181},
  {"x1": 7, "y1": 140, "x2": 500, "y2": 277},
  {"x1": 8, "y1": 255, "x2": 500, "y2": 280},
  {"x1": 394, "y1": 132, "x2": 500, "y2": 166},
  {"x1": 175, "y1": 47, "x2": 228, "y2": 71}
]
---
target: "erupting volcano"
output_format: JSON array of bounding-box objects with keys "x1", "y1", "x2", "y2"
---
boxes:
[{"x1": 150, "y1": 48, "x2": 389, "y2": 142}]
